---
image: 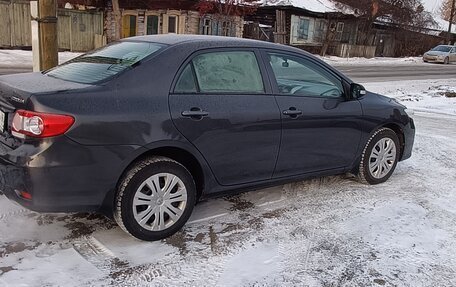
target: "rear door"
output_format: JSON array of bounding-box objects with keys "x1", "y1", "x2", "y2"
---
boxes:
[
  {"x1": 169, "y1": 49, "x2": 281, "y2": 186},
  {"x1": 261, "y1": 50, "x2": 363, "y2": 178}
]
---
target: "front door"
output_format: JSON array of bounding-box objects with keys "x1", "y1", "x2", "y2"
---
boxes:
[
  {"x1": 263, "y1": 51, "x2": 363, "y2": 178},
  {"x1": 169, "y1": 50, "x2": 281, "y2": 185}
]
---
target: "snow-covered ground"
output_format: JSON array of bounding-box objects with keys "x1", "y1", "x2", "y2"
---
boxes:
[
  {"x1": 0, "y1": 78, "x2": 455, "y2": 286},
  {"x1": 320, "y1": 56, "x2": 426, "y2": 66},
  {"x1": 0, "y1": 50, "x2": 81, "y2": 68},
  {"x1": 364, "y1": 79, "x2": 456, "y2": 116}
]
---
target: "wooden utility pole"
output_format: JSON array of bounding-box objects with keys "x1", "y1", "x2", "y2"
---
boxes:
[
  {"x1": 31, "y1": 0, "x2": 58, "y2": 71},
  {"x1": 448, "y1": 0, "x2": 456, "y2": 44},
  {"x1": 112, "y1": 0, "x2": 122, "y2": 40}
]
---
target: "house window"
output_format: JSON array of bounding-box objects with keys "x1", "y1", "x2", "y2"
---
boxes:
[
  {"x1": 168, "y1": 16, "x2": 177, "y2": 33},
  {"x1": 336, "y1": 22, "x2": 344, "y2": 33},
  {"x1": 297, "y1": 18, "x2": 310, "y2": 40},
  {"x1": 202, "y1": 18, "x2": 211, "y2": 35},
  {"x1": 122, "y1": 15, "x2": 137, "y2": 38},
  {"x1": 313, "y1": 19, "x2": 326, "y2": 43},
  {"x1": 222, "y1": 21, "x2": 231, "y2": 36},
  {"x1": 146, "y1": 15, "x2": 159, "y2": 35}
]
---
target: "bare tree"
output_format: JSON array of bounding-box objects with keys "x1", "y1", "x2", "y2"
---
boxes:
[
  {"x1": 195, "y1": 0, "x2": 260, "y2": 17},
  {"x1": 333, "y1": 0, "x2": 435, "y2": 45},
  {"x1": 440, "y1": 0, "x2": 456, "y2": 24}
]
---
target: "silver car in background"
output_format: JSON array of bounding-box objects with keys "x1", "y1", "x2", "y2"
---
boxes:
[{"x1": 423, "y1": 45, "x2": 456, "y2": 64}]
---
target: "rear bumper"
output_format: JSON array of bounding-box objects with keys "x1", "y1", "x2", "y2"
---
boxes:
[
  {"x1": 400, "y1": 117, "x2": 415, "y2": 161},
  {"x1": 0, "y1": 136, "x2": 142, "y2": 212}
]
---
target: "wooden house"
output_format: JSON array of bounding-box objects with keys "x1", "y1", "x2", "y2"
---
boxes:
[
  {"x1": 102, "y1": 0, "x2": 243, "y2": 42},
  {"x1": 244, "y1": 3, "x2": 371, "y2": 57},
  {"x1": 0, "y1": 0, "x2": 244, "y2": 52}
]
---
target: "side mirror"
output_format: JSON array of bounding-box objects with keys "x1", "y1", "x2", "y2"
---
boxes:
[
  {"x1": 350, "y1": 83, "x2": 366, "y2": 99},
  {"x1": 282, "y1": 61, "x2": 289, "y2": 67}
]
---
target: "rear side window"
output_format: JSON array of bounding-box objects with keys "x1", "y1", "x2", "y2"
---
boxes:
[
  {"x1": 175, "y1": 64, "x2": 198, "y2": 93},
  {"x1": 45, "y1": 41, "x2": 164, "y2": 84},
  {"x1": 190, "y1": 51, "x2": 264, "y2": 93}
]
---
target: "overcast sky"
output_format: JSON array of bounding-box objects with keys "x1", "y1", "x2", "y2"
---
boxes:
[{"x1": 423, "y1": 0, "x2": 443, "y2": 14}]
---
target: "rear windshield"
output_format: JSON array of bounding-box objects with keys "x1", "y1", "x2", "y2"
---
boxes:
[
  {"x1": 431, "y1": 45, "x2": 451, "y2": 52},
  {"x1": 45, "y1": 41, "x2": 164, "y2": 84}
]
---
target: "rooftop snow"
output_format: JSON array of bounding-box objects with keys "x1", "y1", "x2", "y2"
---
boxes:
[{"x1": 261, "y1": 0, "x2": 354, "y2": 14}]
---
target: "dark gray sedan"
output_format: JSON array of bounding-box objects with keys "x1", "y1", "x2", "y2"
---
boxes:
[{"x1": 0, "y1": 35, "x2": 415, "y2": 241}]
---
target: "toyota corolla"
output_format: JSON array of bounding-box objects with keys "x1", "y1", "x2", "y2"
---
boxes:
[{"x1": 0, "y1": 35, "x2": 415, "y2": 241}]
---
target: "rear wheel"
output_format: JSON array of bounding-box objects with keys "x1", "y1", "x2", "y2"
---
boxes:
[
  {"x1": 358, "y1": 128, "x2": 400, "y2": 184},
  {"x1": 114, "y1": 156, "x2": 196, "y2": 241}
]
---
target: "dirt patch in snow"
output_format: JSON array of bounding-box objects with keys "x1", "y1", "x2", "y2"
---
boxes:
[{"x1": 0, "y1": 241, "x2": 40, "y2": 257}]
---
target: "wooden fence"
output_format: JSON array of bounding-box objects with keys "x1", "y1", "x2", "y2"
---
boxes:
[
  {"x1": 335, "y1": 44, "x2": 376, "y2": 58},
  {"x1": 0, "y1": 0, "x2": 104, "y2": 52}
]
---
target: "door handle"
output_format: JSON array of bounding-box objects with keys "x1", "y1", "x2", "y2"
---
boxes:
[
  {"x1": 181, "y1": 108, "x2": 209, "y2": 119},
  {"x1": 282, "y1": 108, "x2": 302, "y2": 118}
]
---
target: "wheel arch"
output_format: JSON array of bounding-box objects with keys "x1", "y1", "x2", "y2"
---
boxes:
[
  {"x1": 351, "y1": 122, "x2": 405, "y2": 175},
  {"x1": 382, "y1": 122, "x2": 405, "y2": 159},
  {"x1": 100, "y1": 143, "x2": 209, "y2": 217}
]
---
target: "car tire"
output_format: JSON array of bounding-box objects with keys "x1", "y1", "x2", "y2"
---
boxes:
[
  {"x1": 358, "y1": 128, "x2": 400, "y2": 185},
  {"x1": 114, "y1": 156, "x2": 196, "y2": 241},
  {"x1": 444, "y1": 57, "x2": 449, "y2": 64}
]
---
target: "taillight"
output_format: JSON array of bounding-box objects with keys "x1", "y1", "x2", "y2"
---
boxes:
[{"x1": 11, "y1": 109, "x2": 75, "y2": 138}]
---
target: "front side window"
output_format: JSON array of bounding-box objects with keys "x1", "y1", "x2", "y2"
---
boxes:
[
  {"x1": 268, "y1": 53, "x2": 343, "y2": 98},
  {"x1": 191, "y1": 51, "x2": 264, "y2": 93},
  {"x1": 45, "y1": 42, "x2": 164, "y2": 84}
]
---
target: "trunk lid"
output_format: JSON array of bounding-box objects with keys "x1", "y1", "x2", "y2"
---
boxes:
[{"x1": 0, "y1": 72, "x2": 91, "y2": 147}]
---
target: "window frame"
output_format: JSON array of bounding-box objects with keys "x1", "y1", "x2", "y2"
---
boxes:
[
  {"x1": 146, "y1": 14, "x2": 159, "y2": 35},
  {"x1": 168, "y1": 16, "x2": 178, "y2": 33},
  {"x1": 259, "y1": 49, "x2": 350, "y2": 100},
  {"x1": 171, "y1": 48, "x2": 272, "y2": 95},
  {"x1": 336, "y1": 22, "x2": 344, "y2": 33},
  {"x1": 297, "y1": 17, "x2": 310, "y2": 41},
  {"x1": 202, "y1": 18, "x2": 212, "y2": 35}
]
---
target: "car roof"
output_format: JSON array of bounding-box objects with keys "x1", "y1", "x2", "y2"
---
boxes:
[{"x1": 123, "y1": 34, "x2": 297, "y2": 51}]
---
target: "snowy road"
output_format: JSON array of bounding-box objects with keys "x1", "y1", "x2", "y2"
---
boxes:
[
  {"x1": 335, "y1": 64, "x2": 456, "y2": 82},
  {"x1": 1, "y1": 49, "x2": 456, "y2": 83},
  {"x1": 0, "y1": 79, "x2": 455, "y2": 286}
]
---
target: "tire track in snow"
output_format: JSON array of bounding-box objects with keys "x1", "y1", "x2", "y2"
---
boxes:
[
  {"x1": 73, "y1": 235, "x2": 117, "y2": 273},
  {"x1": 0, "y1": 208, "x2": 30, "y2": 221},
  {"x1": 72, "y1": 235, "x2": 164, "y2": 286}
]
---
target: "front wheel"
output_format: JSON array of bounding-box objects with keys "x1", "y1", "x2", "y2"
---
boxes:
[
  {"x1": 444, "y1": 57, "x2": 449, "y2": 64},
  {"x1": 114, "y1": 156, "x2": 196, "y2": 241},
  {"x1": 358, "y1": 128, "x2": 400, "y2": 184}
]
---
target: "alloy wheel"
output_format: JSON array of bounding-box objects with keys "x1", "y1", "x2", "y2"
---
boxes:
[
  {"x1": 368, "y1": 138, "x2": 397, "y2": 179},
  {"x1": 132, "y1": 173, "x2": 187, "y2": 231}
]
